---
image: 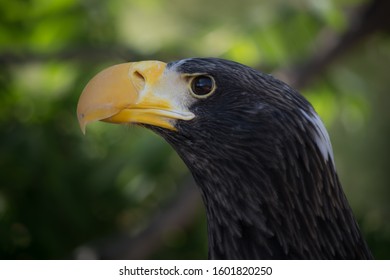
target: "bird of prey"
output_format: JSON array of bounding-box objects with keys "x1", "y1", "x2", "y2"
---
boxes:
[{"x1": 77, "y1": 58, "x2": 372, "y2": 259}]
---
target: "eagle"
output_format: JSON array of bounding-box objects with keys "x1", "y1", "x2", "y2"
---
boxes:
[{"x1": 77, "y1": 58, "x2": 373, "y2": 259}]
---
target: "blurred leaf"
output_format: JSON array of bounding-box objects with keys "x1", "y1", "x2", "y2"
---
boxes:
[{"x1": 0, "y1": 0, "x2": 389, "y2": 260}]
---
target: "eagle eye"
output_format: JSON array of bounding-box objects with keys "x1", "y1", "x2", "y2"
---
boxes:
[{"x1": 190, "y1": 75, "x2": 216, "y2": 98}]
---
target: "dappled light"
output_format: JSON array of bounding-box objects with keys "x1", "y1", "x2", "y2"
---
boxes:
[{"x1": 1, "y1": 0, "x2": 389, "y2": 259}]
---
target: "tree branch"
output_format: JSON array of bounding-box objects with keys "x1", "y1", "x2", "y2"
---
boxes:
[
  {"x1": 276, "y1": 0, "x2": 390, "y2": 89},
  {"x1": 74, "y1": 177, "x2": 202, "y2": 259},
  {"x1": 0, "y1": 47, "x2": 144, "y2": 65}
]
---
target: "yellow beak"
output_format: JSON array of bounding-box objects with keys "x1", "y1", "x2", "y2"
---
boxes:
[{"x1": 77, "y1": 61, "x2": 193, "y2": 134}]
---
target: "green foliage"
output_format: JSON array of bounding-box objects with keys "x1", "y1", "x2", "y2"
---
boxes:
[{"x1": 1, "y1": 0, "x2": 389, "y2": 259}]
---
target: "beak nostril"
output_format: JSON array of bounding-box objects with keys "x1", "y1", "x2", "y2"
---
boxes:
[{"x1": 131, "y1": 70, "x2": 146, "y2": 92}]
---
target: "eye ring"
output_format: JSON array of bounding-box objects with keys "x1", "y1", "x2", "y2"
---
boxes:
[{"x1": 189, "y1": 75, "x2": 216, "y2": 98}]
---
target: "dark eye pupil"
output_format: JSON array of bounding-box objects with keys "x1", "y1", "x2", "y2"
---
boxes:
[{"x1": 192, "y1": 76, "x2": 214, "y2": 96}]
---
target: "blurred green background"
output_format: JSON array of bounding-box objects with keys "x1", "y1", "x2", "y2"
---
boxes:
[{"x1": 1, "y1": 0, "x2": 389, "y2": 259}]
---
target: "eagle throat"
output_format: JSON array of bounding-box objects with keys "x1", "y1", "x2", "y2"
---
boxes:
[{"x1": 151, "y1": 108, "x2": 373, "y2": 259}]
